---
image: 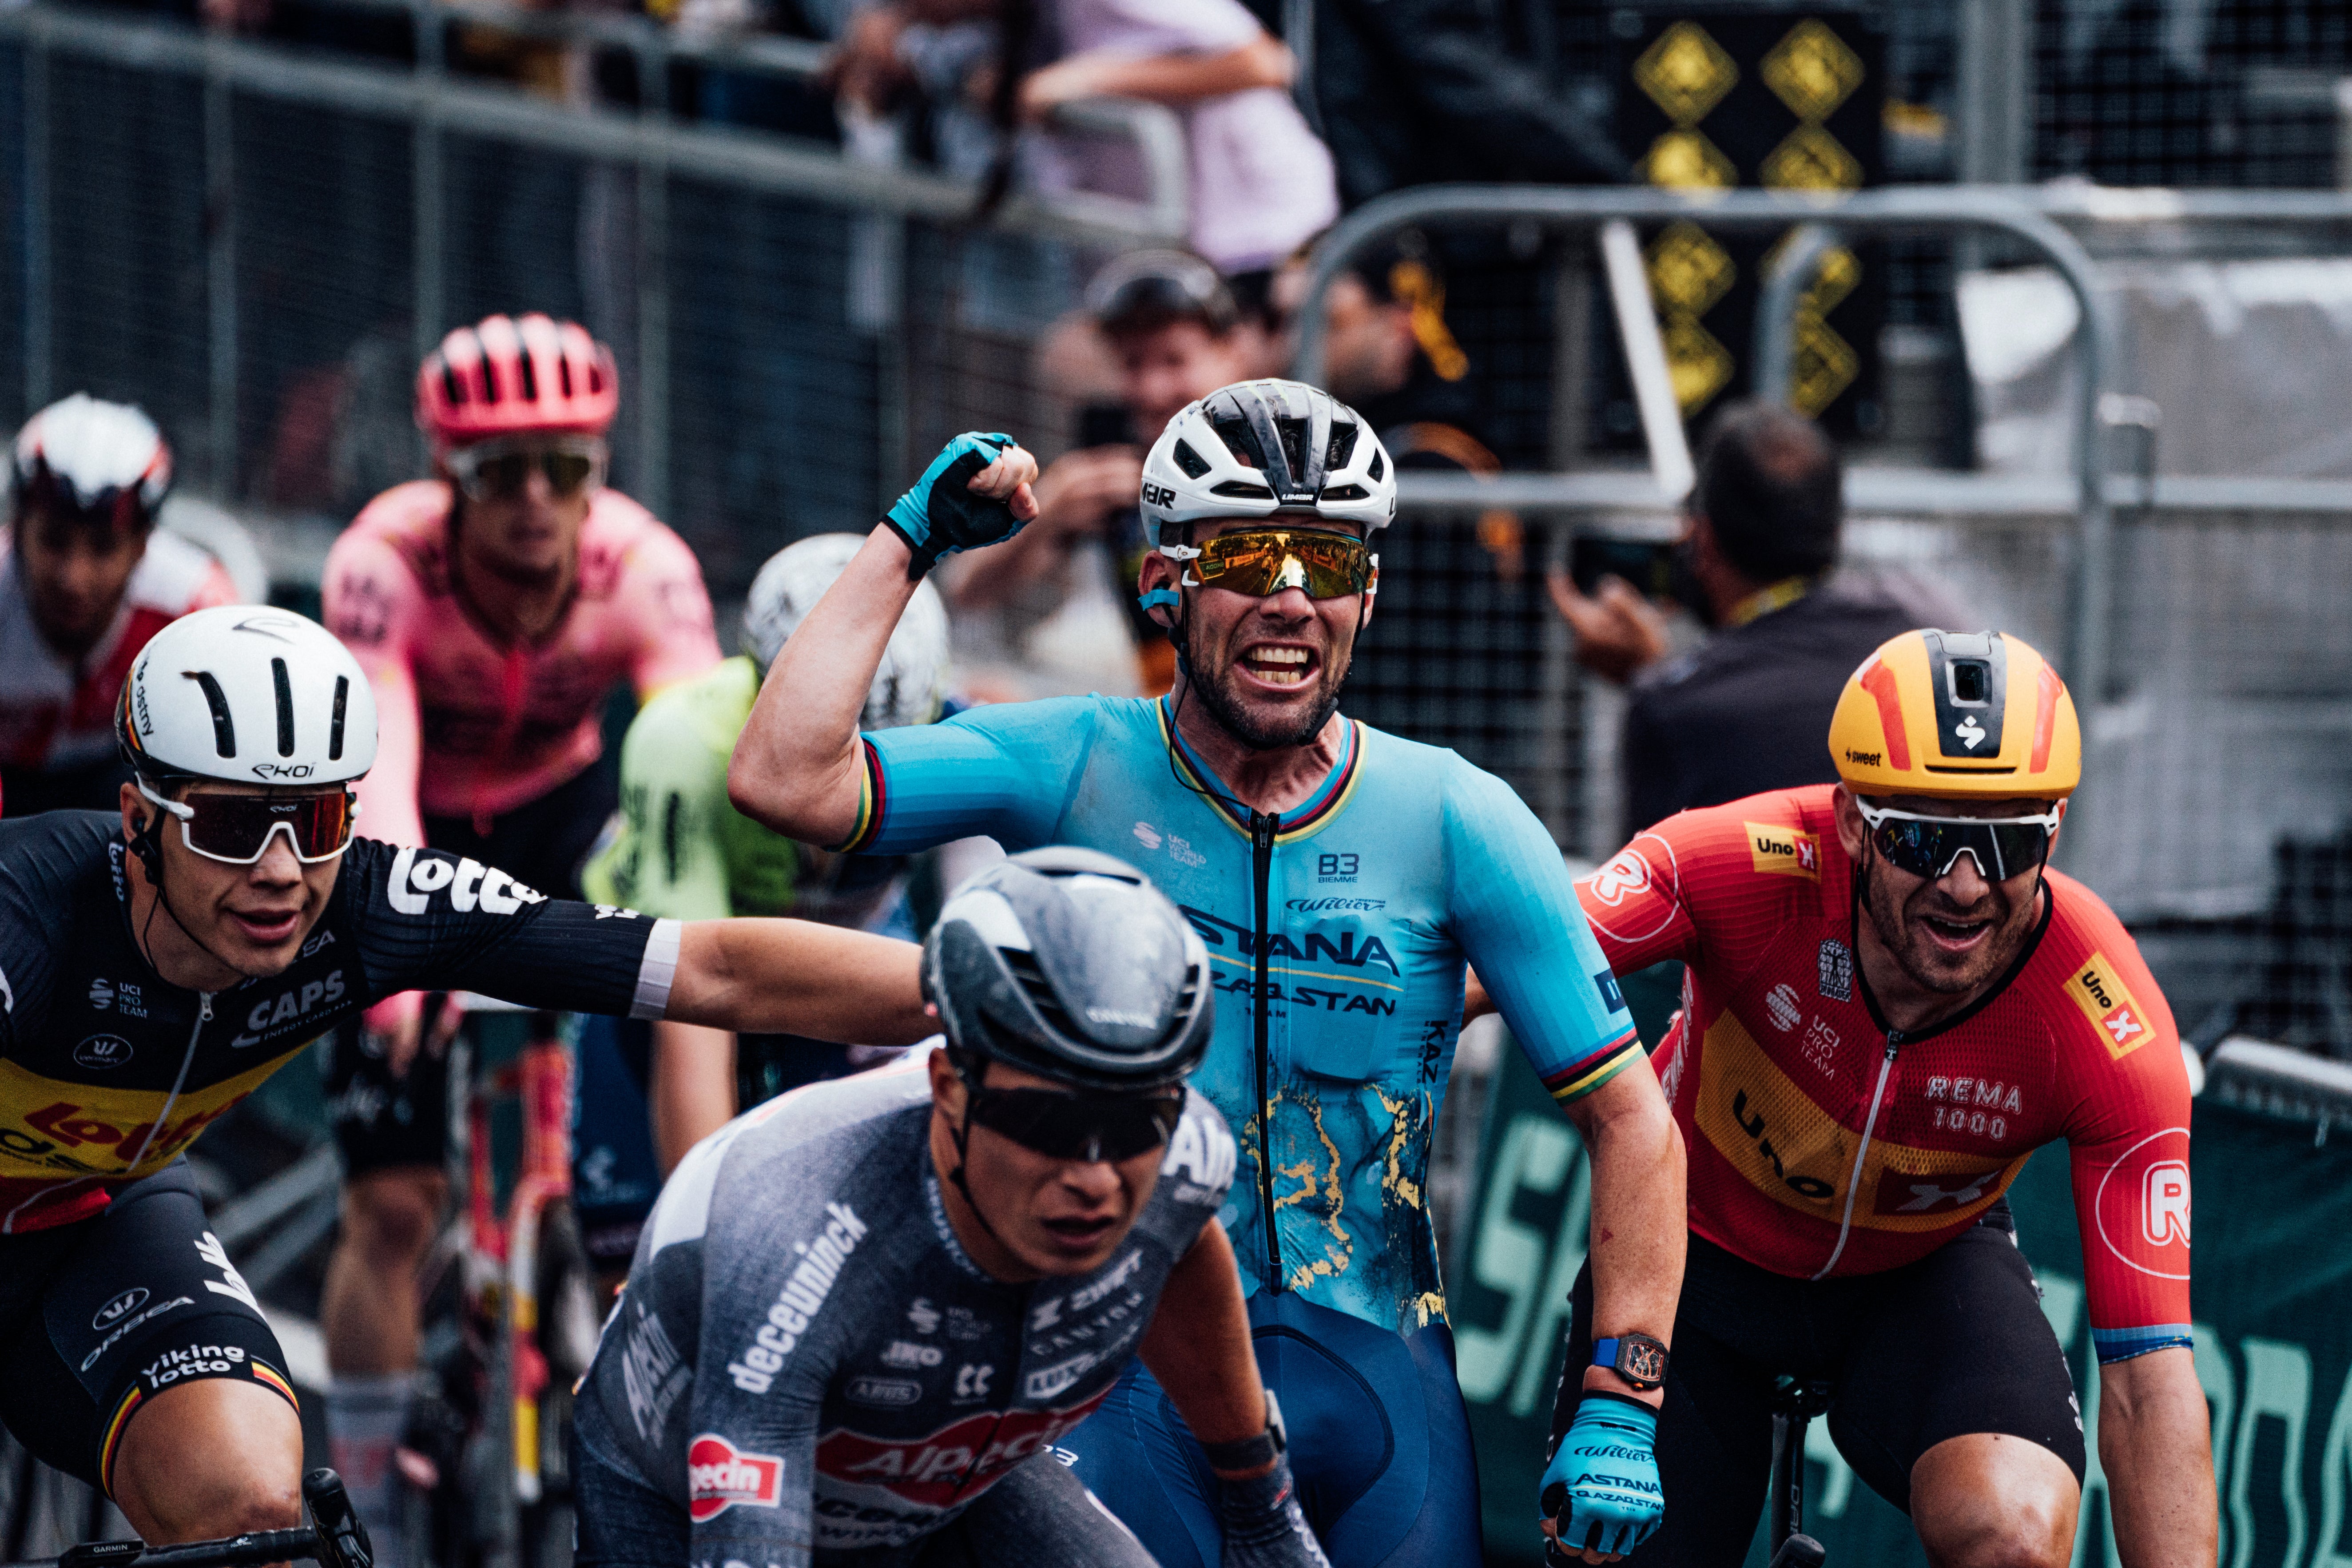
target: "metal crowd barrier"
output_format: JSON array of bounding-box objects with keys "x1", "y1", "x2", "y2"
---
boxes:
[{"x1": 0, "y1": 0, "x2": 1179, "y2": 535}]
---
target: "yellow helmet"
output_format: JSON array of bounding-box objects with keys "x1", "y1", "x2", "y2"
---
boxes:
[{"x1": 1828, "y1": 630, "x2": 2080, "y2": 801}]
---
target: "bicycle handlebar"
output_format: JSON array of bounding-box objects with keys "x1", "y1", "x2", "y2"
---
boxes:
[{"x1": 0, "y1": 1471, "x2": 371, "y2": 1568}]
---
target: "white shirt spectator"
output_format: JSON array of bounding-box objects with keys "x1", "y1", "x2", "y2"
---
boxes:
[{"x1": 1037, "y1": 0, "x2": 1338, "y2": 273}]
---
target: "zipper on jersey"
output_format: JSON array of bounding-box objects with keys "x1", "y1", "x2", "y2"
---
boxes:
[
  {"x1": 126, "y1": 992, "x2": 212, "y2": 1171},
  {"x1": 1250, "y1": 809, "x2": 1282, "y2": 1290},
  {"x1": 1812, "y1": 1030, "x2": 1902, "y2": 1281}
]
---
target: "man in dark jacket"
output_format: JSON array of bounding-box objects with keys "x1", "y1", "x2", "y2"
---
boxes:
[{"x1": 1550, "y1": 401, "x2": 1967, "y2": 837}]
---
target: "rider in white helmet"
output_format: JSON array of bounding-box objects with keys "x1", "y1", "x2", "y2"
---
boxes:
[
  {"x1": 576, "y1": 535, "x2": 966, "y2": 1266},
  {"x1": 733, "y1": 392, "x2": 1683, "y2": 1568},
  {"x1": 0, "y1": 605, "x2": 938, "y2": 1568},
  {"x1": 2, "y1": 394, "x2": 238, "y2": 816}
]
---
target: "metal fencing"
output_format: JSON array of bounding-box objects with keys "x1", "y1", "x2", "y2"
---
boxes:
[{"x1": 0, "y1": 0, "x2": 1177, "y2": 604}]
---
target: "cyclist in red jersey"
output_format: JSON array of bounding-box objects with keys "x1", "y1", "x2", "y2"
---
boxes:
[
  {"x1": 0, "y1": 396, "x2": 236, "y2": 817},
  {"x1": 1534, "y1": 630, "x2": 2214, "y2": 1568},
  {"x1": 315, "y1": 313, "x2": 721, "y2": 1566}
]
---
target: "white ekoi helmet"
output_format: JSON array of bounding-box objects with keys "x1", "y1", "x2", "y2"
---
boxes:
[{"x1": 117, "y1": 605, "x2": 377, "y2": 787}]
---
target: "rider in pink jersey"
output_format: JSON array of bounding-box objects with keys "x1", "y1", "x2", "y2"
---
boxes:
[
  {"x1": 329, "y1": 474, "x2": 717, "y2": 846},
  {"x1": 316, "y1": 313, "x2": 720, "y2": 1568}
]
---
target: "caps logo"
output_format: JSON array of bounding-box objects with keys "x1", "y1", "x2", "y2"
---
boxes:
[
  {"x1": 1744, "y1": 823, "x2": 1820, "y2": 882},
  {"x1": 2062, "y1": 953, "x2": 2152, "y2": 1061},
  {"x1": 687, "y1": 1434, "x2": 783, "y2": 1521},
  {"x1": 1817, "y1": 940, "x2": 1853, "y2": 1002},
  {"x1": 1585, "y1": 848, "x2": 1653, "y2": 907},
  {"x1": 2091, "y1": 1127, "x2": 2191, "y2": 1281}
]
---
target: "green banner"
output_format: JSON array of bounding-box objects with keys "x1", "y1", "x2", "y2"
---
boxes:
[{"x1": 1448, "y1": 1041, "x2": 2352, "y2": 1566}]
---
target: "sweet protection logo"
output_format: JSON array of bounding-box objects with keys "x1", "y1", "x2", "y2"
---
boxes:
[
  {"x1": 2092, "y1": 1127, "x2": 2191, "y2": 1281},
  {"x1": 687, "y1": 1434, "x2": 783, "y2": 1521}
]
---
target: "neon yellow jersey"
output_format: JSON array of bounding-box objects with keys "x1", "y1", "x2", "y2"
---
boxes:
[{"x1": 583, "y1": 657, "x2": 803, "y2": 921}]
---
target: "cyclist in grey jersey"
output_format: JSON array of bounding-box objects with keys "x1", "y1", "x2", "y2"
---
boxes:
[{"x1": 574, "y1": 849, "x2": 1328, "y2": 1568}]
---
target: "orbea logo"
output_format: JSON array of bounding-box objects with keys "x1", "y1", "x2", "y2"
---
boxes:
[{"x1": 687, "y1": 1434, "x2": 783, "y2": 1522}]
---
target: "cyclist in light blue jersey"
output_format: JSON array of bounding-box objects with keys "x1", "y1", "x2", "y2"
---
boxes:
[{"x1": 728, "y1": 386, "x2": 1687, "y2": 1568}]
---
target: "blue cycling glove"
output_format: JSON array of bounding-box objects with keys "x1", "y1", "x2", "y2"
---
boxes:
[
  {"x1": 1541, "y1": 1392, "x2": 1664, "y2": 1561},
  {"x1": 884, "y1": 432, "x2": 1025, "y2": 579},
  {"x1": 1217, "y1": 1451, "x2": 1331, "y2": 1568}
]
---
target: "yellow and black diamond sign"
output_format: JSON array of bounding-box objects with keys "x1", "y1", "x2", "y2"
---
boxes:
[
  {"x1": 1761, "y1": 19, "x2": 1865, "y2": 123},
  {"x1": 1633, "y1": 21, "x2": 1740, "y2": 128},
  {"x1": 1760, "y1": 123, "x2": 1865, "y2": 191},
  {"x1": 1609, "y1": 6, "x2": 1887, "y2": 437}
]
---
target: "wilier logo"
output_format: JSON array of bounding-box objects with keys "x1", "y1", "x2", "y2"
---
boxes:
[
  {"x1": 1744, "y1": 823, "x2": 1820, "y2": 881},
  {"x1": 2063, "y1": 953, "x2": 2153, "y2": 1061}
]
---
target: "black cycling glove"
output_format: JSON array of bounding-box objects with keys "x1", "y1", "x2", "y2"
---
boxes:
[
  {"x1": 884, "y1": 431, "x2": 1025, "y2": 580},
  {"x1": 1217, "y1": 1450, "x2": 1331, "y2": 1568}
]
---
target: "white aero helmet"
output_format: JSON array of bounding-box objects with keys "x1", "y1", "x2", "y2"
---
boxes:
[
  {"x1": 1139, "y1": 379, "x2": 1396, "y2": 547},
  {"x1": 742, "y1": 533, "x2": 949, "y2": 730},
  {"x1": 118, "y1": 606, "x2": 378, "y2": 787}
]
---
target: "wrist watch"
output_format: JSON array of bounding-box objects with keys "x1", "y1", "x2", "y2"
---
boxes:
[{"x1": 1592, "y1": 1332, "x2": 1670, "y2": 1391}]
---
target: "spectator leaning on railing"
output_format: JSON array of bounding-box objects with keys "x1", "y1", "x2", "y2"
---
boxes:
[{"x1": 826, "y1": 0, "x2": 1338, "y2": 282}]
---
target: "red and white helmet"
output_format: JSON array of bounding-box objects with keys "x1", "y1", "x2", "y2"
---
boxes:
[
  {"x1": 415, "y1": 313, "x2": 619, "y2": 452},
  {"x1": 11, "y1": 393, "x2": 172, "y2": 529}
]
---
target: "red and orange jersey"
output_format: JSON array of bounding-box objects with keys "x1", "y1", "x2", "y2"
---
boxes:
[{"x1": 1578, "y1": 784, "x2": 2192, "y2": 1363}]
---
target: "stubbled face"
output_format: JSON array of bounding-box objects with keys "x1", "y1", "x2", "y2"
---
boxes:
[
  {"x1": 936, "y1": 1060, "x2": 1162, "y2": 1279},
  {"x1": 1112, "y1": 321, "x2": 1252, "y2": 441},
  {"x1": 449, "y1": 449, "x2": 592, "y2": 586},
  {"x1": 1843, "y1": 791, "x2": 2061, "y2": 998},
  {"x1": 120, "y1": 780, "x2": 344, "y2": 977},
  {"x1": 16, "y1": 503, "x2": 147, "y2": 659},
  {"x1": 1173, "y1": 520, "x2": 1369, "y2": 753}
]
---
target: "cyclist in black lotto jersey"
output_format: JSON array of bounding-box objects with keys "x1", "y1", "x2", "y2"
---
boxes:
[
  {"x1": 0, "y1": 606, "x2": 933, "y2": 1552},
  {"x1": 573, "y1": 849, "x2": 1327, "y2": 1568}
]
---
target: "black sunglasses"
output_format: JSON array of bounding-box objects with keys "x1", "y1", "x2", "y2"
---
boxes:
[
  {"x1": 1856, "y1": 802, "x2": 2062, "y2": 882},
  {"x1": 965, "y1": 1085, "x2": 1185, "y2": 1163}
]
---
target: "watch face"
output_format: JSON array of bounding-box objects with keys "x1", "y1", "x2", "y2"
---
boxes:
[{"x1": 1621, "y1": 1337, "x2": 1669, "y2": 1387}]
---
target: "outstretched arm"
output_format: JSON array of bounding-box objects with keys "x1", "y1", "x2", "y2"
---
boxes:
[
  {"x1": 728, "y1": 437, "x2": 1037, "y2": 846},
  {"x1": 2098, "y1": 1349, "x2": 2216, "y2": 1568},
  {"x1": 667, "y1": 919, "x2": 931, "y2": 1044}
]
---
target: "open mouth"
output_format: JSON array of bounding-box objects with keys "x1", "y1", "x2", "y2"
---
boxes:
[
  {"x1": 1915, "y1": 911, "x2": 1994, "y2": 955},
  {"x1": 1238, "y1": 643, "x2": 1317, "y2": 691},
  {"x1": 1040, "y1": 1214, "x2": 1117, "y2": 1252},
  {"x1": 228, "y1": 908, "x2": 302, "y2": 945}
]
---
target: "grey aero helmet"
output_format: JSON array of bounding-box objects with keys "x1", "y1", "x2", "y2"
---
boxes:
[
  {"x1": 923, "y1": 848, "x2": 1212, "y2": 1092},
  {"x1": 1139, "y1": 378, "x2": 1398, "y2": 548}
]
